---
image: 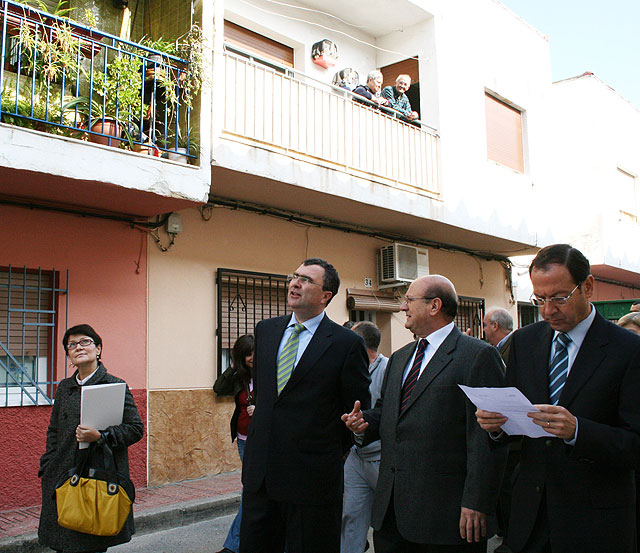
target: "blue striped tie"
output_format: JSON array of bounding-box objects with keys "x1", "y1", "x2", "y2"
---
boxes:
[
  {"x1": 277, "y1": 323, "x2": 305, "y2": 394},
  {"x1": 549, "y1": 333, "x2": 571, "y2": 405}
]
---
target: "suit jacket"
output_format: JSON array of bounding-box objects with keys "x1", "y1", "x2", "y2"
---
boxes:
[
  {"x1": 503, "y1": 312, "x2": 640, "y2": 553},
  {"x1": 242, "y1": 313, "x2": 370, "y2": 506},
  {"x1": 364, "y1": 326, "x2": 506, "y2": 545},
  {"x1": 498, "y1": 333, "x2": 512, "y2": 365}
]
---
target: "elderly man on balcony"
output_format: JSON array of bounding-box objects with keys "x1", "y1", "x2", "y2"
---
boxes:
[
  {"x1": 353, "y1": 70, "x2": 390, "y2": 108},
  {"x1": 382, "y1": 75, "x2": 419, "y2": 122}
]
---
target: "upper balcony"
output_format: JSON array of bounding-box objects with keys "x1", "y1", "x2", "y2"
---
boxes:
[
  {"x1": 0, "y1": 0, "x2": 210, "y2": 217},
  {"x1": 216, "y1": 47, "x2": 440, "y2": 199}
]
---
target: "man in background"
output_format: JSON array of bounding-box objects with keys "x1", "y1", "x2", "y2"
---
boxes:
[
  {"x1": 483, "y1": 307, "x2": 514, "y2": 363},
  {"x1": 341, "y1": 322, "x2": 388, "y2": 553}
]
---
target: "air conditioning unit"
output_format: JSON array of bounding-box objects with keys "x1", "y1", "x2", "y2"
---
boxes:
[{"x1": 379, "y1": 243, "x2": 429, "y2": 286}]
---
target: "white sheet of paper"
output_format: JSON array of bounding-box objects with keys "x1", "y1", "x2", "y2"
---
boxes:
[
  {"x1": 459, "y1": 385, "x2": 550, "y2": 438},
  {"x1": 79, "y1": 382, "x2": 126, "y2": 449}
]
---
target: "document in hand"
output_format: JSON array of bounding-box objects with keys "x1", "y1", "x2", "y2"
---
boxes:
[
  {"x1": 459, "y1": 385, "x2": 550, "y2": 438},
  {"x1": 79, "y1": 382, "x2": 126, "y2": 449}
]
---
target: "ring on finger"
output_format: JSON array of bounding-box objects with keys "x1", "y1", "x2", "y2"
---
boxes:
[{"x1": 547, "y1": 420, "x2": 551, "y2": 427}]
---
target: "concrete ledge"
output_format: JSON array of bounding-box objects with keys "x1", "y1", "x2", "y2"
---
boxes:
[{"x1": 0, "y1": 493, "x2": 241, "y2": 553}]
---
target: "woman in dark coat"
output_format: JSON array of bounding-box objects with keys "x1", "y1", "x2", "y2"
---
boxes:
[
  {"x1": 213, "y1": 334, "x2": 254, "y2": 553},
  {"x1": 38, "y1": 324, "x2": 144, "y2": 553}
]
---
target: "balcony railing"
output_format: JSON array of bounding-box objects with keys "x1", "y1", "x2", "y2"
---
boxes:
[
  {"x1": 0, "y1": 0, "x2": 196, "y2": 161},
  {"x1": 222, "y1": 49, "x2": 440, "y2": 195}
]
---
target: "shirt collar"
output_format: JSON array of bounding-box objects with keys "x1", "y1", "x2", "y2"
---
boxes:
[
  {"x1": 288, "y1": 311, "x2": 325, "y2": 335},
  {"x1": 496, "y1": 331, "x2": 513, "y2": 350},
  {"x1": 554, "y1": 304, "x2": 596, "y2": 350},
  {"x1": 76, "y1": 366, "x2": 99, "y2": 385},
  {"x1": 418, "y1": 320, "x2": 455, "y2": 350}
]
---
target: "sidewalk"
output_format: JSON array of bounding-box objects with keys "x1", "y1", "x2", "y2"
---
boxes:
[{"x1": 0, "y1": 470, "x2": 242, "y2": 553}]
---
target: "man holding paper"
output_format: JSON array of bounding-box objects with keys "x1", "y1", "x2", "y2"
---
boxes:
[
  {"x1": 477, "y1": 244, "x2": 640, "y2": 553},
  {"x1": 343, "y1": 275, "x2": 506, "y2": 552}
]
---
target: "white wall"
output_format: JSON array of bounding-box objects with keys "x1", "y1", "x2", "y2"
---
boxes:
[{"x1": 543, "y1": 75, "x2": 640, "y2": 273}]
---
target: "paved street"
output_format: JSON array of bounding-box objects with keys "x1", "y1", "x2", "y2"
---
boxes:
[{"x1": 109, "y1": 512, "x2": 502, "y2": 553}]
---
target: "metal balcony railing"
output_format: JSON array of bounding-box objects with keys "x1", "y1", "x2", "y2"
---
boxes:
[
  {"x1": 222, "y1": 48, "x2": 440, "y2": 195},
  {"x1": 0, "y1": 0, "x2": 196, "y2": 160}
]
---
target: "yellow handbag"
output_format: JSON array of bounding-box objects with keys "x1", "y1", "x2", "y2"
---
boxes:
[{"x1": 55, "y1": 440, "x2": 135, "y2": 536}]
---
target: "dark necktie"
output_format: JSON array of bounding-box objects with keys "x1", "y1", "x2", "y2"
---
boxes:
[
  {"x1": 549, "y1": 332, "x2": 571, "y2": 405},
  {"x1": 400, "y1": 338, "x2": 428, "y2": 411}
]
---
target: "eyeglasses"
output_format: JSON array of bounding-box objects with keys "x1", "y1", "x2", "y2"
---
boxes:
[
  {"x1": 66, "y1": 338, "x2": 95, "y2": 351},
  {"x1": 287, "y1": 273, "x2": 323, "y2": 288},
  {"x1": 401, "y1": 296, "x2": 436, "y2": 305},
  {"x1": 530, "y1": 282, "x2": 582, "y2": 307}
]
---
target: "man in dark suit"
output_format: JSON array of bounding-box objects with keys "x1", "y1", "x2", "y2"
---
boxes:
[
  {"x1": 344, "y1": 275, "x2": 506, "y2": 552},
  {"x1": 239, "y1": 258, "x2": 370, "y2": 553},
  {"x1": 477, "y1": 244, "x2": 640, "y2": 553},
  {"x1": 483, "y1": 307, "x2": 514, "y2": 363}
]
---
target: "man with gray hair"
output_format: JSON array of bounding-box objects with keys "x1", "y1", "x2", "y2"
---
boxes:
[
  {"x1": 482, "y1": 308, "x2": 514, "y2": 363},
  {"x1": 341, "y1": 322, "x2": 388, "y2": 553},
  {"x1": 353, "y1": 70, "x2": 390, "y2": 108}
]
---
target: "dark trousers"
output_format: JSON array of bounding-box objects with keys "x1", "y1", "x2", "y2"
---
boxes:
[
  {"x1": 511, "y1": 493, "x2": 551, "y2": 553},
  {"x1": 373, "y1": 495, "x2": 487, "y2": 553},
  {"x1": 239, "y1": 483, "x2": 341, "y2": 553}
]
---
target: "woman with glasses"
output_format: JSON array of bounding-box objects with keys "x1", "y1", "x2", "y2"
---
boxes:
[
  {"x1": 38, "y1": 324, "x2": 143, "y2": 553},
  {"x1": 213, "y1": 334, "x2": 255, "y2": 553}
]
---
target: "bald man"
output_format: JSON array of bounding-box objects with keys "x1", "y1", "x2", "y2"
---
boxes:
[{"x1": 344, "y1": 276, "x2": 506, "y2": 552}]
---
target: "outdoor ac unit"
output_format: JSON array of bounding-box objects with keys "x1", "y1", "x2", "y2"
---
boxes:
[{"x1": 379, "y1": 243, "x2": 429, "y2": 285}]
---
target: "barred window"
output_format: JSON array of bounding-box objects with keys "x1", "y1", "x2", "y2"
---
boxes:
[
  {"x1": 518, "y1": 302, "x2": 539, "y2": 328},
  {"x1": 217, "y1": 269, "x2": 290, "y2": 374},
  {"x1": 456, "y1": 296, "x2": 485, "y2": 339},
  {"x1": 0, "y1": 266, "x2": 68, "y2": 407}
]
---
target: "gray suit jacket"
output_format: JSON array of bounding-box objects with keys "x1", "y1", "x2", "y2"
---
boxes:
[{"x1": 363, "y1": 325, "x2": 506, "y2": 545}]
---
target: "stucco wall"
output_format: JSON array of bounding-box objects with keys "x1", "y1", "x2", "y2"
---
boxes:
[
  {"x1": 146, "y1": 205, "x2": 514, "y2": 483},
  {"x1": 0, "y1": 204, "x2": 148, "y2": 508}
]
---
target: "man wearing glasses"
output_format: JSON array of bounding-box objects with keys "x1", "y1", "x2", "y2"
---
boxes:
[
  {"x1": 477, "y1": 244, "x2": 640, "y2": 553},
  {"x1": 239, "y1": 258, "x2": 370, "y2": 553},
  {"x1": 343, "y1": 274, "x2": 506, "y2": 552}
]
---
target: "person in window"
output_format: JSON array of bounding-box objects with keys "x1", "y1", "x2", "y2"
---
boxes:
[
  {"x1": 353, "y1": 70, "x2": 390, "y2": 108},
  {"x1": 38, "y1": 324, "x2": 143, "y2": 553},
  {"x1": 381, "y1": 74, "x2": 419, "y2": 123},
  {"x1": 214, "y1": 334, "x2": 255, "y2": 553}
]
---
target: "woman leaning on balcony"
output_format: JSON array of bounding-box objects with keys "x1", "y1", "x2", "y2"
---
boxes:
[{"x1": 37, "y1": 324, "x2": 143, "y2": 553}]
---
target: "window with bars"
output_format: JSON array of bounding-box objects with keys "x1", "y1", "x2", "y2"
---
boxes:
[
  {"x1": 456, "y1": 296, "x2": 485, "y2": 339},
  {"x1": 217, "y1": 269, "x2": 291, "y2": 374},
  {"x1": 0, "y1": 266, "x2": 68, "y2": 407}
]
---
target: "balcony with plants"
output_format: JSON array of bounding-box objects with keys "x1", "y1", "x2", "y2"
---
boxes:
[{"x1": 0, "y1": 0, "x2": 203, "y2": 163}]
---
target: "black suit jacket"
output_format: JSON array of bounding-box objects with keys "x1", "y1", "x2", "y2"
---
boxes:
[
  {"x1": 241, "y1": 313, "x2": 370, "y2": 506},
  {"x1": 504, "y1": 312, "x2": 640, "y2": 553},
  {"x1": 363, "y1": 326, "x2": 507, "y2": 545}
]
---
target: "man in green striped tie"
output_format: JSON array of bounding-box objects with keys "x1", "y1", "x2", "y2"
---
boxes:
[{"x1": 239, "y1": 258, "x2": 370, "y2": 553}]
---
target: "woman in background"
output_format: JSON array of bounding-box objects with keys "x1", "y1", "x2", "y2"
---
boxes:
[{"x1": 214, "y1": 334, "x2": 255, "y2": 553}]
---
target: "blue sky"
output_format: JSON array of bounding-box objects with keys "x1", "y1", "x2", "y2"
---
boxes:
[{"x1": 500, "y1": 0, "x2": 640, "y2": 108}]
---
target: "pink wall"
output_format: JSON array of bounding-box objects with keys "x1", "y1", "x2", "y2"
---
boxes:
[
  {"x1": 592, "y1": 280, "x2": 640, "y2": 302},
  {"x1": 0, "y1": 204, "x2": 148, "y2": 509}
]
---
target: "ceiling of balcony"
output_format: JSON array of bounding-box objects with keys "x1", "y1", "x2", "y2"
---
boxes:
[
  {"x1": 210, "y1": 166, "x2": 538, "y2": 257},
  {"x1": 274, "y1": 0, "x2": 431, "y2": 37}
]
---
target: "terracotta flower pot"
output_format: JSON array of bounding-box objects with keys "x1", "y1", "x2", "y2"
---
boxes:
[{"x1": 89, "y1": 118, "x2": 121, "y2": 148}]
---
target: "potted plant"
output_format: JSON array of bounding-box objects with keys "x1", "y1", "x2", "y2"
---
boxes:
[
  {"x1": 63, "y1": 49, "x2": 143, "y2": 148},
  {"x1": 164, "y1": 127, "x2": 199, "y2": 163}
]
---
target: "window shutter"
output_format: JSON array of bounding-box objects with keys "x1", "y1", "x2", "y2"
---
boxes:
[
  {"x1": 224, "y1": 21, "x2": 294, "y2": 68},
  {"x1": 485, "y1": 93, "x2": 524, "y2": 173}
]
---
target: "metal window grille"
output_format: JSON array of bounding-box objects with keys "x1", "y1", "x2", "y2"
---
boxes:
[
  {"x1": 518, "y1": 302, "x2": 539, "y2": 328},
  {"x1": 348, "y1": 310, "x2": 376, "y2": 325},
  {"x1": 217, "y1": 269, "x2": 290, "y2": 374},
  {"x1": 456, "y1": 296, "x2": 485, "y2": 339},
  {"x1": 0, "y1": 265, "x2": 69, "y2": 407}
]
